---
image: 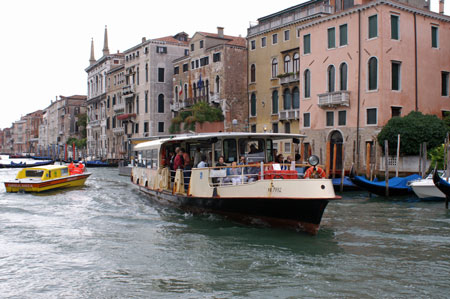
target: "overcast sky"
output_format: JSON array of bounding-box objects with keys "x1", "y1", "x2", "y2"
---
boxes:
[{"x1": 0, "y1": 0, "x2": 448, "y2": 129}]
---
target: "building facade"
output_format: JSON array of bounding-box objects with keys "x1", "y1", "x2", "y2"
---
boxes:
[
  {"x1": 248, "y1": 0, "x2": 450, "y2": 171},
  {"x1": 172, "y1": 27, "x2": 248, "y2": 132},
  {"x1": 85, "y1": 26, "x2": 124, "y2": 159}
]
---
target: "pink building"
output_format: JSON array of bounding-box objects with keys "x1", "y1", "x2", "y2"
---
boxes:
[{"x1": 296, "y1": 0, "x2": 450, "y2": 171}]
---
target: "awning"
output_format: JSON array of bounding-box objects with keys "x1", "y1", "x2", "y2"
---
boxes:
[{"x1": 117, "y1": 113, "x2": 136, "y2": 120}]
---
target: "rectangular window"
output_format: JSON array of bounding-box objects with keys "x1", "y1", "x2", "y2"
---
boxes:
[
  {"x1": 136, "y1": 96, "x2": 139, "y2": 114},
  {"x1": 284, "y1": 122, "x2": 290, "y2": 134},
  {"x1": 368, "y1": 15, "x2": 378, "y2": 39},
  {"x1": 174, "y1": 66, "x2": 179, "y2": 75},
  {"x1": 326, "y1": 111, "x2": 334, "y2": 127},
  {"x1": 272, "y1": 123, "x2": 278, "y2": 133},
  {"x1": 272, "y1": 33, "x2": 278, "y2": 44},
  {"x1": 284, "y1": 30, "x2": 290, "y2": 41},
  {"x1": 213, "y1": 52, "x2": 221, "y2": 62},
  {"x1": 328, "y1": 27, "x2": 336, "y2": 49},
  {"x1": 250, "y1": 40, "x2": 256, "y2": 50},
  {"x1": 183, "y1": 63, "x2": 188, "y2": 72},
  {"x1": 251, "y1": 124, "x2": 256, "y2": 133},
  {"x1": 200, "y1": 40, "x2": 204, "y2": 49},
  {"x1": 442, "y1": 71, "x2": 450, "y2": 96},
  {"x1": 338, "y1": 110, "x2": 346, "y2": 126},
  {"x1": 261, "y1": 37, "x2": 266, "y2": 47},
  {"x1": 432, "y1": 26, "x2": 439, "y2": 48},
  {"x1": 158, "y1": 122, "x2": 164, "y2": 133},
  {"x1": 392, "y1": 61, "x2": 401, "y2": 91},
  {"x1": 367, "y1": 108, "x2": 377, "y2": 125},
  {"x1": 284, "y1": 142, "x2": 291, "y2": 153},
  {"x1": 339, "y1": 24, "x2": 348, "y2": 46},
  {"x1": 191, "y1": 61, "x2": 195, "y2": 69},
  {"x1": 195, "y1": 60, "x2": 199, "y2": 68},
  {"x1": 303, "y1": 113, "x2": 311, "y2": 128},
  {"x1": 156, "y1": 46, "x2": 167, "y2": 54},
  {"x1": 391, "y1": 106, "x2": 402, "y2": 118},
  {"x1": 158, "y1": 68, "x2": 164, "y2": 82},
  {"x1": 184, "y1": 49, "x2": 189, "y2": 56},
  {"x1": 391, "y1": 15, "x2": 399, "y2": 40},
  {"x1": 144, "y1": 122, "x2": 149, "y2": 133},
  {"x1": 145, "y1": 91, "x2": 148, "y2": 113},
  {"x1": 303, "y1": 34, "x2": 311, "y2": 54},
  {"x1": 135, "y1": 123, "x2": 139, "y2": 134},
  {"x1": 191, "y1": 44, "x2": 194, "y2": 51}
]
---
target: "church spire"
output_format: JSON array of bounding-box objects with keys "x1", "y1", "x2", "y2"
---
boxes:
[
  {"x1": 89, "y1": 38, "x2": 95, "y2": 65},
  {"x1": 102, "y1": 25, "x2": 110, "y2": 56}
]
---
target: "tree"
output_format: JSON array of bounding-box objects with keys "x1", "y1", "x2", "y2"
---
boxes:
[
  {"x1": 377, "y1": 111, "x2": 447, "y2": 155},
  {"x1": 77, "y1": 113, "x2": 87, "y2": 138}
]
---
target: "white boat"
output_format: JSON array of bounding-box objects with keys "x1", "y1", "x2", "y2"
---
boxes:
[
  {"x1": 408, "y1": 171, "x2": 446, "y2": 199},
  {"x1": 131, "y1": 132, "x2": 340, "y2": 235}
]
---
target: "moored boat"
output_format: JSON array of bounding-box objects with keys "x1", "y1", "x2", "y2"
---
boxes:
[
  {"x1": 432, "y1": 170, "x2": 450, "y2": 198},
  {"x1": 131, "y1": 133, "x2": 340, "y2": 235},
  {"x1": 408, "y1": 171, "x2": 446, "y2": 199},
  {"x1": 4, "y1": 164, "x2": 91, "y2": 193}
]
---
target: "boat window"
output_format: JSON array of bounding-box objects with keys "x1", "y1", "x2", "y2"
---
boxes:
[
  {"x1": 61, "y1": 168, "x2": 69, "y2": 176},
  {"x1": 266, "y1": 139, "x2": 274, "y2": 162},
  {"x1": 239, "y1": 139, "x2": 265, "y2": 163},
  {"x1": 25, "y1": 170, "x2": 44, "y2": 178},
  {"x1": 223, "y1": 139, "x2": 237, "y2": 163},
  {"x1": 213, "y1": 140, "x2": 222, "y2": 164}
]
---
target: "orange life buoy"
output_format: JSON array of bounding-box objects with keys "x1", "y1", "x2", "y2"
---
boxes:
[{"x1": 304, "y1": 166, "x2": 326, "y2": 179}]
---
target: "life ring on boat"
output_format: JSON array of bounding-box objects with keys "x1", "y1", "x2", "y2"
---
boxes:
[{"x1": 304, "y1": 166, "x2": 326, "y2": 179}]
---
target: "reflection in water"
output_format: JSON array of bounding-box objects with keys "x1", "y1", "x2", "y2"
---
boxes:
[{"x1": 0, "y1": 168, "x2": 449, "y2": 298}]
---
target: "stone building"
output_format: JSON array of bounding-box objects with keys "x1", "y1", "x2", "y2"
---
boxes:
[
  {"x1": 11, "y1": 119, "x2": 27, "y2": 154},
  {"x1": 248, "y1": 0, "x2": 450, "y2": 172},
  {"x1": 22, "y1": 110, "x2": 43, "y2": 154},
  {"x1": 105, "y1": 64, "x2": 126, "y2": 159},
  {"x1": 85, "y1": 26, "x2": 124, "y2": 159},
  {"x1": 120, "y1": 33, "x2": 189, "y2": 142},
  {"x1": 172, "y1": 27, "x2": 248, "y2": 132}
]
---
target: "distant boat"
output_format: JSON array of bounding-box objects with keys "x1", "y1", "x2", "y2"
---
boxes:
[
  {"x1": 432, "y1": 170, "x2": 450, "y2": 198},
  {"x1": 85, "y1": 160, "x2": 118, "y2": 167},
  {"x1": 0, "y1": 159, "x2": 54, "y2": 169},
  {"x1": 408, "y1": 171, "x2": 446, "y2": 199},
  {"x1": 332, "y1": 176, "x2": 361, "y2": 191},
  {"x1": 349, "y1": 169, "x2": 421, "y2": 196}
]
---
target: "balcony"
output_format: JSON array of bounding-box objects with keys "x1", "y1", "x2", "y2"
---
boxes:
[
  {"x1": 279, "y1": 110, "x2": 299, "y2": 121},
  {"x1": 209, "y1": 93, "x2": 221, "y2": 104},
  {"x1": 317, "y1": 91, "x2": 350, "y2": 108},
  {"x1": 113, "y1": 102, "x2": 125, "y2": 113},
  {"x1": 122, "y1": 85, "x2": 135, "y2": 98},
  {"x1": 117, "y1": 113, "x2": 136, "y2": 121},
  {"x1": 113, "y1": 127, "x2": 124, "y2": 135},
  {"x1": 89, "y1": 120, "x2": 100, "y2": 127},
  {"x1": 279, "y1": 73, "x2": 299, "y2": 85},
  {"x1": 170, "y1": 99, "x2": 194, "y2": 112}
]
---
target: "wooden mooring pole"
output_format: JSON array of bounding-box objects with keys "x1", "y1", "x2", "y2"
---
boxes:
[
  {"x1": 385, "y1": 140, "x2": 389, "y2": 197},
  {"x1": 340, "y1": 143, "x2": 346, "y2": 192}
]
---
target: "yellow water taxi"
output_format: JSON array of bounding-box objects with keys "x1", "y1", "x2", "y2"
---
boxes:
[{"x1": 4, "y1": 164, "x2": 91, "y2": 193}]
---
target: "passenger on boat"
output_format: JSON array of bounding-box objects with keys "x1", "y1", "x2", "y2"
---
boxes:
[
  {"x1": 68, "y1": 161, "x2": 75, "y2": 174},
  {"x1": 215, "y1": 156, "x2": 227, "y2": 185},
  {"x1": 181, "y1": 148, "x2": 191, "y2": 189},
  {"x1": 173, "y1": 148, "x2": 184, "y2": 170},
  {"x1": 197, "y1": 155, "x2": 208, "y2": 168},
  {"x1": 181, "y1": 148, "x2": 190, "y2": 169},
  {"x1": 227, "y1": 161, "x2": 244, "y2": 185},
  {"x1": 193, "y1": 148, "x2": 202, "y2": 168}
]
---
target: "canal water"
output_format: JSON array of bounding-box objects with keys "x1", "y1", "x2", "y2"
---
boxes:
[{"x1": 1, "y1": 168, "x2": 449, "y2": 298}]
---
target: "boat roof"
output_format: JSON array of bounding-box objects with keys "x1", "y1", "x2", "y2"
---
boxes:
[
  {"x1": 23, "y1": 165, "x2": 67, "y2": 171},
  {"x1": 134, "y1": 132, "x2": 305, "y2": 150}
]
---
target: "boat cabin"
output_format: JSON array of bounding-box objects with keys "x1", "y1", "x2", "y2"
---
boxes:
[{"x1": 16, "y1": 165, "x2": 70, "y2": 181}]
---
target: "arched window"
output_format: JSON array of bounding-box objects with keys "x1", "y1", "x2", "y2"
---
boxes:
[
  {"x1": 292, "y1": 87, "x2": 299, "y2": 109},
  {"x1": 293, "y1": 53, "x2": 300, "y2": 73},
  {"x1": 175, "y1": 86, "x2": 178, "y2": 101},
  {"x1": 283, "y1": 88, "x2": 291, "y2": 110},
  {"x1": 340, "y1": 63, "x2": 348, "y2": 91},
  {"x1": 272, "y1": 90, "x2": 279, "y2": 114},
  {"x1": 158, "y1": 94, "x2": 164, "y2": 113},
  {"x1": 215, "y1": 75, "x2": 220, "y2": 93},
  {"x1": 250, "y1": 93, "x2": 257, "y2": 116},
  {"x1": 271, "y1": 58, "x2": 278, "y2": 78},
  {"x1": 250, "y1": 64, "x2": 256, "y2": 83},
  {"x1": 284, "y1": 55, "x2": 291, "y2": 73},
  {"x1": 304, "y1": 69, "x2": 311, "y2": 98},
  {"x1": 327, "y1": 65, "x2": 335, "y2": 92},
  {"x1": 368, "y1": 57, "x2": 378, "y2": 90}
]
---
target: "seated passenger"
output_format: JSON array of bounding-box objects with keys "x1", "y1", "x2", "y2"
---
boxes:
[
  {"x1": 197, "y1": 155, "x2": 208, "y2": 168},
  {"x1": 226, "y1": 161, "x2": 242, "y2": 185}
]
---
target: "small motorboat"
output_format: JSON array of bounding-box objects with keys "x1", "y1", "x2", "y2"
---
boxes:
[
  {"x1": 408, "y1": 171, "x2": 446, "y2": 199},
  {"x1": 4, "y1": 164, "x2": 91, "y2": 193}
]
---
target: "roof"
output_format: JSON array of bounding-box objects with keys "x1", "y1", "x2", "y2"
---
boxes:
[
  {"x1": 257, "y1": 0, "x2": 321, "y2": 22},
  {"x1": 27, "y1": 165, "x2": 68, "y2": 171},
  {"x1": 154, "y1": 35, "x2": 190, "y2": 45},
  {"x1": 196, "y1": 32, "x2": 246, "y2": 47},
  {"x1": 134, "y1": 132, "x2": 305, "y2": 150}
]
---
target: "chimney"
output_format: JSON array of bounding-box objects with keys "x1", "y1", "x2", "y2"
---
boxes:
[
  {"x1": 439, "y1": 0, "x2": 445, "y2": 14},
  {"x1": 217, "y1": 26, "x2": 224, "y2": 38},
  {"x1": 142, "y1": 37, "x2": 146, "y2": 43}
]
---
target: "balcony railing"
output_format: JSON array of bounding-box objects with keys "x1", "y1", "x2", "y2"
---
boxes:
[
  {"x1": 122, "y1": 85, "x2": 135, "y2": 98},
  {"x1": 209, "y1": 93, "x2": 221, "y2": 103},
  {"x1": 113, "y1": 127, "x2": 124, "y2": 135},
  {"x1": 170, "y1": 99, "x2": 194, "y2": 112},
  {"x1": 89, "y1": 120, "x2": 100, "y2": 127},
  {"x1": 279, "y1": 73, "x2": 300, "y2": 85},
  {"x1": 113, "y1": 102, "x2": 125, "y2": 113},
  {"x1": 279, "y1": 109, "x2": 299, "y2": 121},
  {"x1": 317, "y1": 91, "x2": 350, "y2": 108}
]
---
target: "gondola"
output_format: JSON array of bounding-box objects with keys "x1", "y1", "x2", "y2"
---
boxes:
[{"x1": 0, "y1": 160, "x2": 54, "y2": 169}]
